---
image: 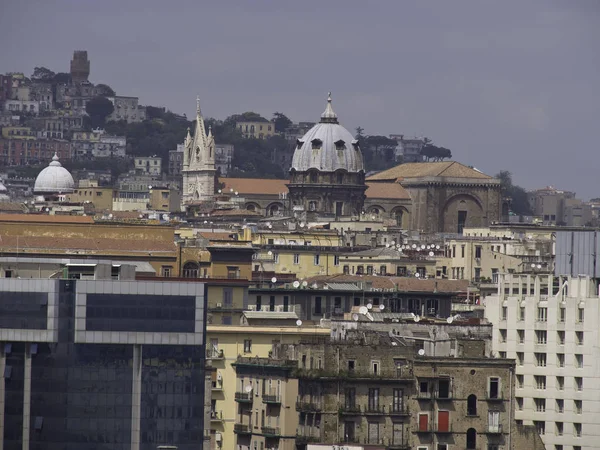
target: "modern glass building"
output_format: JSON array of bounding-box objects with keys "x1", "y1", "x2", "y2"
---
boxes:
[{"x1": 0, "y1": 270, "x2": 209, "y2": 450}]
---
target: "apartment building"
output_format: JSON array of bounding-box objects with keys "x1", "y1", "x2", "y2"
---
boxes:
[
  {"x1": 485, "y1": 274, "x2": 599, "y2": 450},
  {"x1": 236, "y1": 120, "x2": 275, "y2": 139},
  {"x1": 206, "y1": 324, "x2": 329, "y2": 450}
]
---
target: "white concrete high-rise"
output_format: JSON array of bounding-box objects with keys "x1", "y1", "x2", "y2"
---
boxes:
[{"x1": 485, "y1": 274, "x2": 599, "y2": 450}]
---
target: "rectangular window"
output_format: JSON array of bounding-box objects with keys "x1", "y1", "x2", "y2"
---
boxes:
[
  {"x1": 556, "y1": 422, "x2": 563, "y2": 436},
  {"x1": 283, "y1": 295, "x2": 289, "y2": 312},
  {"x1": 293, "y1": 253, "x2": 300, "y2": 264},
  {"x1": 344, "y1": 388, "x2": 356, "y2": 409},
  {"x1": 502, "y1": 306, "x2": 507, "y2": 320},
  {"x1": 517, "y1": 397, "x2": 523, "y2": 410},
  {"x1": 559, "y1": 307, "x2": 566, "y2": 322},
  {"x1": 461, "y1": 245, "x2": 465, "y2": 258},
  {"x1": 557, "y1": 353, "x2": 565, "y2": 367},
  {"x1": 161, "y1": 265, "x2": 172, "y2": 277},
  {"x1": 368, "y1": 388, "x2": 380, "y2": 411},
  {"x1": 392, "y1": 388, "x2": 404, "y2": 412},
  {"x1": 244, "y1": 339, "x2": 252, "y2": 353},
  {"x1": 314, "y1": 254, "x2": 320, "y2": 266},
  {"x1": 418, "y1": 413, "x2": 429, "y2": 432},
  {"x1": 499, "y1": 329, "x2": 507, "y2": 342},
  {"x1": 437, "y1": 410, "x2": 450, "y2": 433},
  {"x1": 537, "y1": 307, "x2": 547, "y2": 322},
  {"x1": 534, "y1": 375, "x2": 546, "y2": 389},
  {"x1": 489, "y1": 377, "x2": 500, "y2": 399},
  {"x1": 576, "y1": 331, "x2": 584, "y2": 345},
  {"x1": 516, "y1": 352, "x2": 524, "y2": 366},
  {"x1": 575, "y1": 377, "x2": 583, "y2": 391},
  {"x1": 519, "y1": 306, "x2": 525, "y2": 321},
  {"x1": 438, "y1": 378, "x2": 451, "y2": 399},
  {"x1": 256, "y1": 295, "x2": 262, "y2": 310},
  {"x1": 556, "y1": 376, "x2": 564, "y2": 390},
  {"x1": 269, "y1": 296, "x2": 275, "y2": 311},
  {"x1": 347, "y1": 360, "x2": 355, "y2": 372},
  {"x1": 371, "y1": 360, "x2": 379, "y2": 375},
  {"x1": 535, "y1": 353, "x2": 547, "y2": 367},
  {"x1": 475, "y1": 245, "x2": 482, "y2": 258},
  {"x1": 367, "y1": 265, "x2": 373, "y2": 275},
  {"x1": 452, "y1": 245, "x2": 456, "y2": 258},
  {"x1": 517, "y1": 329, "x2": 525, "y2": 343},
  {"x1": 517, "y1": 375, "x2": 524, "y2": 388},
  {"x1": 536, "y1": 330, "x2": 547, "y2": 344},
  {"x1": 577, "y1": 307, "x2": 584, "y2": 323},
  {"x1": 575, "y1": 354, "x2": 583, "y2": 368},
  {"x1": 334, "y1": 255, "x2": 340, "y2": 266},
  {"x1": 314, "y1": 296, "x2": 322, "y2": 315},
  {"x1": 380, "y1": 265, "x2": 386, "y2": 275},
  {"x1": 557, "y1": 330, "x2": 565, "y2": 345},
  {"x1": 556, "y1": 399, "x2": 564, "y2": 413},
  {"x1": 574, "y1": 400, "x2": 582, "y2": 414},
  {"x1": 534, "y1": 421, "x2": 545, "y2": 435},
  {"x1": 574, "y1": 423, "x2": 582, "y2": 437}
]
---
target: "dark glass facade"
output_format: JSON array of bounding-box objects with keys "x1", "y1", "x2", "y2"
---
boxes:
[
  {"x1": 86, "y1": 294, "x2": 196, "y2": 332},
  {"x1": 0, "y1": 292, "x2": 48, "y2": 330},
  {"x1": 1, "y1": 279, "x2": 207, "y2": 450}
]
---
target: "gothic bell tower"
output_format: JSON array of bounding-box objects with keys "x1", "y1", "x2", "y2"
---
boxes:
[{"x1": 181, "y1": 97, "x2": 216, "y2": 209}]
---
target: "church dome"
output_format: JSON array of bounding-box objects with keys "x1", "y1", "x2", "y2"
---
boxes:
[
  {"x1": 34, "y1": 153, "x2": 75, "y2": 194},
  {"x1": 291, "y1": 94, "x2": 364, "y2": 173}
]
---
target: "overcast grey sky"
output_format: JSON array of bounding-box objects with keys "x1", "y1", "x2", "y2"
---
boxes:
[{"x1": 2, "y1": 1, "x2": 599, "y2": 198}]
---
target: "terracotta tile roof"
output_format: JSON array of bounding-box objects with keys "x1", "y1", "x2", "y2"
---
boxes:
[
  {"x1": 219, "y1": 178, "x2": 289, "y2": 196},
  {"x1": 305, "y1": 274, "x2": 469, "y2": 293},
  {"x1": 366, "y1": 162, "x2": 493, "y2": 181},
  {"x1": 365, "y1": 182, "x2": 411, "y2": 200},
  {"x1": 0, "y1": 213, "x2": 94, "y2": 224},
  {"x1": 0, "y1": 235, "x2": 176, "y2": 253}
]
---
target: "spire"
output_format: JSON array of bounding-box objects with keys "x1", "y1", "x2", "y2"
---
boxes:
[
  {"x1": 196, "y1": 96, "x2": 201, "y2": 116},
  {"x1": 207, "y1": 125, "x2": 213, "y2": 138},
  {"x1": 320, "y1": 92, "x2": 338, "y2": 124}
]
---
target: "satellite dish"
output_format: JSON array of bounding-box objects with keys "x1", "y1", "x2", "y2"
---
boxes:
[
  {"x1": 296, "y1": 319, "x2": 303, "y2": 327},
  {"x1": 271, "y1": 277, "x2": 277, "y2": 283},
  {"x1": 391, "y1": 241, "x2": 395, "y2": 246},
  {"x1": 235, "y1": 191, "x2": 238, "y2": 195},
  {"x1": 218, "y1": 189, "x2": 222, "y2": 193},
  {"x1": 352, "y1": 313, "x2": 359, "y2": 321},
  {"x1": 429, "y1": 251, "x2": 434, "y2": 257},
  {"x1": 414, "y1": 315, "x2": 421, "y2": 323},
  {"x1": 268, "y1": 224, "x2": 273, "y2": 229},
  {"x1": 230, "y1": 188, "x2": 234, "y2": 192},
  {"x1": 366, "y1": 303, "x2": 373, "y2": 310},
  {"x1": 379, "y1": 304, "x2": 385, "y2": 311},
  {"x1": 311, "y1": 283, "x2": 318, "y2": 289},
  {"x1": 292, "y1": 281, "x2": 300, "y2": 288},
  {"x1": 385, "y1": 243, "x2": 390, "y2": 248},
  {"x1": 421, "y1": 244, "x2": 426, "y2": 249},
  {"x1": 299, "y1": 222, "x2": 305, "y2": 228},
  {"x1": 537, "y1": 264, "x2": 542, "y2": 269},
  {"x1": 531, "y1": 263, "x2": 536, "y2": 268},
  {"x1": 415, "y1": 273, "x2": 420, "y2": 278},
  {"x1": 301, "y1": 281, "x2": 308, "y2": 287},
  {"x1": 392, "y1": 341, "x2": 398, "y2": 346},
  {"x1": 447, "y1": 316, "x2": 454, "y2": 324},
  {"x1": 267, "y1": 251, "x2": 273, "y2": 256},
  {"x1": 412, "y1": 244, "x2": 417, "y2": 249},
  {"x1": 244, "y1": 385, "x2": 253, "y2": 393},
  {"x1": 418, "y1": 349, "x2": 425, "y2": 356},
  {"x1": 359, "y1": 306, "x2": 368, "y2": 315}
]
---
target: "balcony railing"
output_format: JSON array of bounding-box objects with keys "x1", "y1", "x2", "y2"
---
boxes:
[
  {"x1": 434, "y1": 423, "x2": 453, "y2": 433},
  {"x1": 364, "y1": 404, "x2": 386, "y2": 415},
  {"x1": 263, "y1": 394, "x2": 281, "y2": 404},
  {"x1": 296, "y1": 427, "x2": 320, "y2": 443},
  {"x1": 339, "y1": 404, "x2": 361, "y2": 415},
  {"x1": 233, "y1": 423, "x2": 252, "y2": 435},
  {"x1": 235, "y1": 392, "x2": 253, "y2": 403},
  {"x1": 210, "y1": 410, "x2": 223, "y2": 421},
  {"x1": 207, "y1": 348, "x2": 224, "y2": 359},
  {"x1": 294, "y1": 368, "x2": 413, "y2": 381},
  {"x1": 261, "y1": 426, "x2": 280, "y2": 437},
  {"x1": 390, "y1": 404, "x2": 410, "y2": 416},
  {"x1": 486, "y1": 424, "x2": 503, "y2": 434},
  {"x1": 296, "y1": 401, "x2": 322, "y2": 412}
]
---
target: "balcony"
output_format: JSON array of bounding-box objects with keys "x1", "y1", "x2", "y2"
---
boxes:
[
  {"x1": 235, "y1": 392, "x2": 253, "y2": 403},
  {"x1": 207, "y1": 348, "x2": 224, "y2": 360},
  {"x1": 339, "y1": 404, "x2": 361, "y2": 415},
  {"x1": 364, "y1": 405, "x2": 386, "y2": 415},
  {"x1": 296, "y1": 401, "x2": 322, "y2": 412},
  {"x1": 262, "y1": 394, "x2": 281, "y2": 405},
  {"x1": 233, "y1": 423, "x2": 252, "y2": 435},
  {"x1": 389, "y1": 404, "x2": 410, "y2": 416},
  {"x1": 261, "y1": 426, "x2": 281, "y2": 437},
  {"x1": 434, "y1": 423, "x2": 453, "y2": 433},
  {"x1": 486, "y1": 424, "x2": 503, "y2": 434},
  {"x1": 296, "y1": 427, "x2": 320, "y2": 443},
  {"x1": 210, "y1": 410, "x2": 223, "y2": 423}
]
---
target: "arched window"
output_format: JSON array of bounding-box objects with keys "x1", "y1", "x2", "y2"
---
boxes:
[
  {"x1": 309, "y1": 201, "x2": 317, "y2": 211},
  {"x1": 269, "y1": 204, "x2": 279, "y2": 216},
  {"x1": 336, "y1": 172, "x2": 344, "y2": 184},
  {"x1": 467, "y1": 394, "x2": 477, "y2": 416},
  {"x1": 466, "y1": 428, "x2": 477, "y2": 449},
  {"x1": 182, "y1": 262, "x2": 199, "y2": 279},
  {"x1": 246, "y1": 204, "x2": 256, "y2": 211},
  {"x1": 394, "y1": 210, "x2": 403, "y2": 227}
]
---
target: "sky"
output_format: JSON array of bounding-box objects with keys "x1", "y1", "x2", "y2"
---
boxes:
[{"x1": 1, "y1": 0, "x2": 599, "y2": 198}]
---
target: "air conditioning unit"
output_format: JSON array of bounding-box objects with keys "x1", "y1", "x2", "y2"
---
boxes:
[
  {"x1": 261, "y1": 305, "x2": 270, "y2": 312},
  {"x1": 216, "y1": 303, "x2": 222, "y2": 308},
  {"x1": 215, "y1": 432, "x2": 222, "y2": 442},
  {"x1": 247, "y1": 305, "x2": 257, "y2": 311}
]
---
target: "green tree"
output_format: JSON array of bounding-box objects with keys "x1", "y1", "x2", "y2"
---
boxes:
[
  {"x1": 495, "y1": 170, "x2": 532, "y2": 216},
  {"x1": 31, "y1": 67, "x2": 55, "y2": 81},
  {"x1": 85, "y1": 96, "x2": 115, "y2": 128},
  {"x1": 95, "y1": 84, "x2": 115, "y2": 97},
  {"x1": 272, "y1": 112, "x2": 292, "y2": 133},
  {"x1": 52, "y1": 72, "x2": 71, "y2": 85},
  {"x1": 421, "y1": 144, "x2": 452, "y2": 161}
]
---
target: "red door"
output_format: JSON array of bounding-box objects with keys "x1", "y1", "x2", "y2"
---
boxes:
[
  {"x1": 419, "y1": 413, "x2": 429, "y2": 432},
  {"x1": 438, "y1": 410, "x2": 449, "y2": 432}
]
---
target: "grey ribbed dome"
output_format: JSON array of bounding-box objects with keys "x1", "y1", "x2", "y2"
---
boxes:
[
  {"x1": 290, "y1": 94, "x2": 364, "y2": 173},
  {"x1": 34, "y1": 153, "x2": 75, "y2": 194}
]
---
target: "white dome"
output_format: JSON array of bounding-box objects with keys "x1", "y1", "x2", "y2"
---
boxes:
[
  {"x1": 0, "y1": 179, "x2": 7, "y2": 192},
  {"x1": 291, "y1": 94, "x2": 364, "y2": 173},
  {"x1": 34, "y1": 154, "x2": 75, "y2": 194}
]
